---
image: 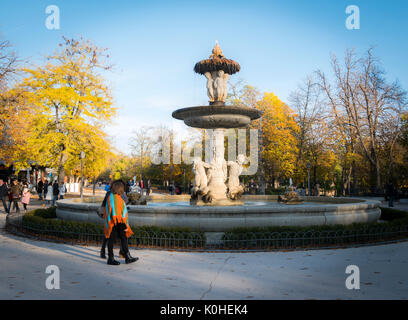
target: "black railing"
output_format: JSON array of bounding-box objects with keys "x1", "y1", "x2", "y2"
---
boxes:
[{"x1": 5, "y1": 212, "x2": 408, "y2": 251}]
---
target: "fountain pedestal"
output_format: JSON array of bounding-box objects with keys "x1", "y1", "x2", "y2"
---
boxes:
[{"x1": 207, "y1": 129, "x2": 227, "y2": 200}]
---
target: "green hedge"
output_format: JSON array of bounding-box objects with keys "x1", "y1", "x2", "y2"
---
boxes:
[
  {"x1": 222, "y1": 207, "x2": 408, "y2": 248},
  {"x1": 31, "y1": 207, "x2": 57, "y2": 219},
  {"x1": 18, "y1": 207, "x2": 408, "y2": 249},
  {"x1": 379, "y1": 207, "x2": 408, "y2": 221},
  {"x1": 21, "y1": 209, "x2": 205, "y2": 247},
  {"x1": 265, "y1": 187, "x2": 286, "y2": 195},
  {"x1": 224, "y1": 207, "x2": 408, "y2": 235}
]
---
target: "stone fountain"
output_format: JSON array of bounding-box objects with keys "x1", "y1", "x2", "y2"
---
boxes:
[
  {"x1": 172, "y1": 42, "x2": 261, "y2": 205},
  {"x1": 56, "y1": 43, "x2": 381, "y2": 233}
]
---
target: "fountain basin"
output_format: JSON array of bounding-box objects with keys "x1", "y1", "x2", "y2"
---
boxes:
[
  {"x1": 56, "y1": 195, "x2": 381, "y2": 232},
  {"x1": 172, "y1": 105, "x2": 261, "y2": 129}
]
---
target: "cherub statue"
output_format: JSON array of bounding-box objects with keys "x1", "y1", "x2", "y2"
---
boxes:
[
  {"x1": 227, "y1": 154, "x2": 246, "y2": 200},
  {"x1": 191, "y1": 157, "x2": 211, "y2": 199},
  {"x1": 213, "y1": 70, "x2": 225, "y2": 102},
  {"x1": 204, "y1": 72, "x2": 215, "y2": 102},
  {"x1": 222, "y1": 72, "x2": 230, "y2": 101}
]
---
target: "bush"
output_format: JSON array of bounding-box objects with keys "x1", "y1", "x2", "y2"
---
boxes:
[
  {"x1": 379, "y1": 207, "x2": 408, "y2": 221},
  {"x1": 19, "y1": 207, "x2": 408, "y2": 249},
  {"x1": 222, "y1": 207, "x2": 408, "y2": 248},
  {"x1": 265, "y1": 187, "x2": 286, "y2": 195},
  {"x1": 21, "y1": 210, "x2": 205, "y2": 247},
  {"x1": 22, "y1": 214, "x2": 104, "y2": 240},
  {"x1": 32, "y1": 207, "x2": 57, "y2": 219}
]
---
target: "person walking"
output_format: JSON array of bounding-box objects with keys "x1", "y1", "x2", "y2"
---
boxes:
[
  {"x1": 10, "y1": 180, "x2": 22, "y2": 213},
  {"x1": 59, "y1": 182, "x2": 66, "y2": 200},
  {"x1": 386, "y1": 182, "x2": 396, "y2": 207},
  {"x1": 249, "y1": 179, "x2": 257, "y2": 195},
  {"x1": 0, "y1": 179, "x2": 9, "y2": 214},
  {"x1": 52, "y1": 180, "x2": 59, "y2": 206},
  {"x1": 98, "y1": 182, "x2": 111, "y2": 259},
  {"x1": 147, "y1": 179, "x2": 151, "y2": 196},
  {"x1": 98, "y1": 181, "x2": 129, "y2": 260},
  {"x1": 21, "y1": 183, "x2": 31, "y2": 212},
  {"x1": 139, "y1": 179, "x2": 144, "y2": 196},
  {"x1": 169, "y1": 182, "x2": 175, "y2": 195},
  {"x1": 43, "y1": 180, "x2": 49, "y2": 206},
  {"x1": 7, "y1": 188, "x2": 13, "y2": 213},
  {"x1": 104, "y1": 180, "x2": 138, "y2": 265},
  {"x1": 37, "y1": 179, "x2": 44, "y2": 201}
]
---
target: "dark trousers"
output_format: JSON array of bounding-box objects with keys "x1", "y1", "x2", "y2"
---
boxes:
[
  {"x1": 11, "y1": 200, "x2": 20, "y2": 212},
  {"x1": 107, "y1": 224, "x2": 129, "y2": 257},
  {"x1": 101, "y1": 237, "x2": 108, "y2": 250},
  {"x1": 389, "y1": 196, "x2": 394, "y2": 207},
  {"x1": 1, "y1": 197, "x2": 9, "y2": 213}
]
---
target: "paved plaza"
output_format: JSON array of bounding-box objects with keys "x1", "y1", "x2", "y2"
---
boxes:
[{"x1": 0, "y1": 212, "x2": 407, "y2": 300}]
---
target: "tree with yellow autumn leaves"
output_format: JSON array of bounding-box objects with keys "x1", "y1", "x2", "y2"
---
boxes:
[
  {"x1": 7, "y1": 37, "x2": 115, "y2": 183},
  {"x1": 254, "y1": 92, "x2": 299, "y2": 186}
]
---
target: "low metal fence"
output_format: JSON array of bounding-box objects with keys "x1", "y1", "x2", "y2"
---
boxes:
[{"x1": 5, "y1": 212, "x2": 408, "y2": 251}]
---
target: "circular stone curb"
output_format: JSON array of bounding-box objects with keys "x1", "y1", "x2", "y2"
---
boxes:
[{"x1": 56, "y1": 196, "x2": 381, "y2": 232}]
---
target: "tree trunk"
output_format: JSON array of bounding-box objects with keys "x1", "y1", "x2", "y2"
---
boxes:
[
  {"x1": 57, "y1": 152, "x2": 68, "y2": 184},
  {"x1": 92, "y1": 176, "x2": 96, "y2": 195},
  {"x1": 375, "y1": 159, "x2": 382, "y2": 194}
]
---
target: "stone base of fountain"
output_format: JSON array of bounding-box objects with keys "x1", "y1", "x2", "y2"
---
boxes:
[{"x1": 56, "y1": 196, "x2": 382, "y2": 232}]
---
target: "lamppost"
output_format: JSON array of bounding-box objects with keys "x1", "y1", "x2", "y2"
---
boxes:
[
  {"x1": 258, "y1": 116, "x2": 265, "y2": 195},
  {"x1": 307, "y1": 162, "x2": 311, "y2": 197},
  {"x1": 80, "y1": 151, "x2": 85, "y2": 201}
]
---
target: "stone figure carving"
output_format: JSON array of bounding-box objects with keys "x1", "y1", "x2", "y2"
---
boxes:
[
  {"x1": 204, "y1": 72, "x2": 214, "y2": 102},
  {"x1": 128, "y1": 185, "x2": 147, "y2": 205},
  {"x1": 128, "y1": 192, "x2": 147, "y2": 205},
  {"x1": 221, "y1": 72, "x2": 230, "y2": 101},
  {"x1": 191, "y1": 157, "x2": 211, "y2": 199},
  {"x1": 191, "y1": 153, "x2": 246, "y2": 203},
  {"x1": 278, "y1": 186, "x2": 304, "y2": 204},
  {"x1": 227, "y1": 154, "x2": 246, "y2": 200},
  {"x1": 214, "y1": 70, "x2": 225, "y2": 102},
  {"x1": 194, "y1": 41, "x2": 240, "y2": 106},
  {"x1": 204, "y1": 70, "x2": 230, "y2": 103}
]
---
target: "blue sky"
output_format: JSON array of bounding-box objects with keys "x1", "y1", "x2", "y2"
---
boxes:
[{"x1": 1, "y1": 0, "x2": 408, "y2": 152}]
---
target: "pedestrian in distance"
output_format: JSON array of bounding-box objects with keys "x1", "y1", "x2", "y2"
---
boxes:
[
  {"x1": 59, "y1": 182, "x2": 66, "y2": 200},
  {"x1": 43, "y1": 180, "x2": 49, "y2": 206},
  {"x1": 21, "y1": 182, "x2": 31, "y2": 213},
  {"x1": 10, "y1": 180, "x2": 22, "y2": 213},
  {"x1": 386, "y1": 182, "x2": 396, "y2": 208},
  {"x1": 52, "y1": 180, "x2": 59, "y2": 206},
  {"x1": 0, "y1": 179, "x2": 10, "y2": 214},
  {"x1": 45, "y1": 180, "x2": 53, "y2": 206},
  {"x1": 37, "y1": 179, "x2": 44, "y2": 201}
]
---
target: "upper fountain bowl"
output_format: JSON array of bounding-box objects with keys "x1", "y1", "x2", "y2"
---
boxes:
[{"x1": 172, "y1": 105, "x2": 262, "y2": 129}]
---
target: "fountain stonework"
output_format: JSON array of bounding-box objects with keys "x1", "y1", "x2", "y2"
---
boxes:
[
  {"x1": 56, "y1": 44, "x2": 381, "y2": 233},
  {"x1": 172, "y1": 42, "x2": 261, "y2": 205}
]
